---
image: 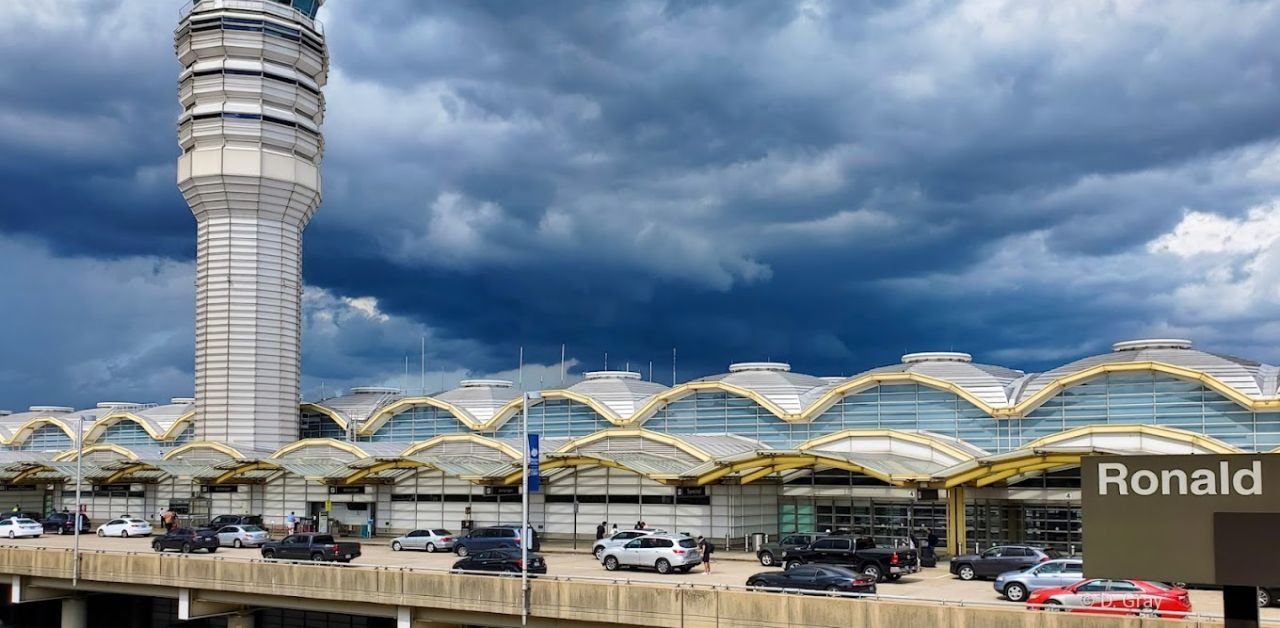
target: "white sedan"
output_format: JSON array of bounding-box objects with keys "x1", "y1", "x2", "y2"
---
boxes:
[
  {"x1": 0, "y1": 518, "x2": 43, "y2": 539},
  {"x1": 97, "y1": 518, "x2": 153, "y2": 537}
]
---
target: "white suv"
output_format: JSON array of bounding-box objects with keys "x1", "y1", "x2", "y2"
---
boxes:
[
  {"x1": 592, "y1": 528, "x2": 667, "y2": 560},
  {"x1": 601, "y1": 534, "x2": 701, "y2": 574}
]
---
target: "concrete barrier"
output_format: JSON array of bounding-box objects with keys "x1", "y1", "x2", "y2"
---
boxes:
[{"x1": 0, "y1": 547, "x2": 1232, "y2": 628}]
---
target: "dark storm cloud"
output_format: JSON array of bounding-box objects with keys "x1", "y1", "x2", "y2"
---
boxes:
[{"x1": 2, "y1": 0, "x2": 1280, "y2": 409}]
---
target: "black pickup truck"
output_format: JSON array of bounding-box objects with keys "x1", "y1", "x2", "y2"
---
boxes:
[
  {"x1": 781, "y1": 536, "x2": 919, "y2": 582},
  {"x1": 260, "y1": 533, "x2": 362, "y2": 563}
]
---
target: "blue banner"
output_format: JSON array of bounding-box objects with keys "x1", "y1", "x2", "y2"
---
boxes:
[{"x1": 528, "y1": 433, "x2": 540, "y2": 493}]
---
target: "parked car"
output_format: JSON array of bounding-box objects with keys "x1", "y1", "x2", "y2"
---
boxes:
[
  {"x1": 781, "y1": 536, "x2": 919, "y2": 583},
  {"x1": 41, "y1": 512, "x2": 90, "y2": 535},
  {"x1": 600, "y1": 534, "x2": 701, "y2": 574},
  {"x1": 0, "y1": 518, "x2": 43, "y2": 539},
  {"x1": 452, "y1": 548, "x2": 547, "y2": 575},
  {"x1": 391, "y1": 529, "x2": 455, "y2": 553},
  {"x1": 950, "y1": 545, "x2": 1053, "y2": 581},
  {"x1": 994, "y1": 558, "x2": 1084, "y2": 602},
  {"x1": 453, "y1": 525, "x2": 539, "y2": 557},
  {"x1": 215, "y1": 524, "x2": 270, "y2": 548},
  {"x1": 152, "y1": 527, "x2": 220, "y2": 553},
  {"x1": 1027, "y1": 579, "x2": 1191, "y2": 617},
  {"x1": 756, "y1": 533, "x2": 821, "y2": 567},
  {"x1": 1260, "y1": 587, "x2": 1278, "y2": 608},
  {"x1": 591, "y1": 528, "x2": 666, "y2": 560},
  {"x1": 207, "y1": 514, "x2": 265, "y2": 530},
  {"x1": 747, "y1": 565, "x2": 878, "y2": 595},
  {"x1": 97, "y1": 517, "x2": 153, "y2": 537},
  {"x1": 260, "y1": 533, "x2": 362, "y2": 563}
]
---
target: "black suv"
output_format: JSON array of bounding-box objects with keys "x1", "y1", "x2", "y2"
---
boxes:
[
  {"x1": 207, "y1": 514, "x2": 265, "y2": 529},
  {"x1": 152, "y1": 527, "x2": 220, "y2": 553},
  {"x1": 453, "y1": 525, "x2": 540, "y2": 556},
  {"x1": 41, "y1": 512, "x2": 90, "y2": 535}
]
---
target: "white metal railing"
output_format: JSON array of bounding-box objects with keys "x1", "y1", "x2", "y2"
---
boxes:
[
  {"x1": 4, "y1": 544, "x2": 1272, "y2": 624},
  {"x1": 178, "y1": 0, "x2": 324, "y2": 35}
]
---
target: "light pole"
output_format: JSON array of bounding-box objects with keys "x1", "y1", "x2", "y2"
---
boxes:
[
  {"x1": 73, "y1": 415, "x2": 84, "y2": 587},
  {"x1": 520, "y1": 390, "x2": 541, "y2": 626}
]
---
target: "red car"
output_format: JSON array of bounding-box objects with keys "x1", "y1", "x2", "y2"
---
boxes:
[{"x1": 1027, "y1": 579, "x2": 1191, "y2": 618}]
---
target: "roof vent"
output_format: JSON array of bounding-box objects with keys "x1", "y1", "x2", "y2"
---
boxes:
[
  {"x1": 819, "y1": 376, "x2": 847, "y2": 383},
  {"x1": 28, "y1": 406, "x2": 73, "y2": 414},
  {"x1": 350, "y1": 386, "x2": 402, "y2": 395},
  {"x1": 1112, "y1": 339, "x2": 1193, "y2": 352},
  {"x1": 582, "y1": 371, "x2": 642, "y2": 381},
  {"x1": 459, "y1": 379, "x2": 514, "y2": 388},
  {"x1": 902, "y1": 352, "x2": 972, "y2": 364},
  {"x1": 170, "y1": 397, "x2": 195, "y2": 405},
  {"x1": 728, "y1": 362, "x2": 792, "y2": 373},
  {"x1": 96, "y1": 402, "x2": 142, "y2": 410}
]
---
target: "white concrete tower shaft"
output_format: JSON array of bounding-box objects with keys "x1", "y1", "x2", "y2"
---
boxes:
[{"x1": 175, "y1": 0, "x2": 328, "y2": 450}]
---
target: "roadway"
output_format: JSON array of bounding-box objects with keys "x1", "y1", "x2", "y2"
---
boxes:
[{"x1": 13, "y1": 533, "x2": 1279, "y2": 622}]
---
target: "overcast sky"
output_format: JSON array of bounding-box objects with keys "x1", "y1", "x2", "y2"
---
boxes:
[{"x1": 2, "y1": 0, "x2": 1279, "y2": 411}]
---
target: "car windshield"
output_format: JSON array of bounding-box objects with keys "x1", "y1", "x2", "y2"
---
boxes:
[
  {"x1": 241, "y1": 525, "x2": 264, "y2": 532},
  {"x1": 431, "y1": 529, "x2": 450, "y2": 536},
  {"x1": 678, "y1": 538, "x2": 697, "y2": 548}
]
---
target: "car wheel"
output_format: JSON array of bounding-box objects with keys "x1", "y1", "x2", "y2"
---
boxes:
[
  {"x1": 604, "y1": 556, "x2": 620, "y2": 571},
  {"x1": 1004, "y1": 583, "x2": 1028, "y2": 602},
  {"x1": 6, "y1": 531, "x2": 13, "y2": 539},
  {"x1": 181, "y1": 543, "x2": 192, "y2": 553},
  {"x1": 655, "y1": 559, "x2": 672, "y2": 574},
  {"x1": 97, "y1": 530, "x2": 104, "y2": 537},
  {"x1": 311, "y1": 552, "x2": 325, "y2": 562},
  {"x1": 759, "y1": 551, "x2": 775, "y2": 567},
  {"x1": 1042, "y1": 600, "x2": 1064, "y2": 612},
  {"x1": 426, "y1": 543, "x2": 436, "y2": 553},
  {"x1": 58, "y1": 528, "x2": 65, "y2": 536},
  {"x1": 122, "y1": 531, "x2": 130, "y2": 538},
  {"x1": 262, "y1": 550, "x2": 275, "y2": 559},
  {"x1": 207, "y1": 547, "x2": 217, "y2": 553},
  {"x1": 153, "y1": 543, "x2": 162, "y2": 552},
  {"x1": 392, "y1": 541, "x2": 402, "y2": 552},
  {"x1": 233, "y1": 539, "x2": 243, "y2": 548},
  {"x1": 956, "y1": 564, "x2": 976, "y2": 581},
  {"x1": 749, "y1": 579, "x2": 769, "y2": 590},
  {"x1": 456, "y1": 545, "x2": 469, "y2": 557},
  {"x1": 1136, "y1": 605, "x2": 1159, "y2": 618},
  {"x1": 593, "y1": 546, "x2": 605, "y2": 560},
  {"x1": 1259, "y1": 588, "x2": 1272, "y2": 608},
  {"x1": 784, "y1": 560, "x2": 802, "y2": 571},
  {"x1": 826, "y1": 585, "x2": 843, "y2": 592},
  {"x1": 861, "y1": 564, "x2": 883, "y2": 582}
]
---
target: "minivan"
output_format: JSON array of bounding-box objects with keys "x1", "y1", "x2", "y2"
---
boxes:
[{"x1": 453, "y1": 525, "x2": 540, "y2": 556}]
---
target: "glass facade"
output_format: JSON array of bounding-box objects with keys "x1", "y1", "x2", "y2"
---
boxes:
[
  {"x1": 811, "y1": 384, "x2": 1000, "y2": 450},
  {"x1": 96, "y1": 421, "x2": 156, "y2": 447},
  {"x1": 486, "y1": 398, "x2": 612, "y2": 439},
  {"x1": 359, "y1": 405, "x2": 469, "y2": 442},
  {"x1": 300, "y1": 409, "x2": 346, "y2": 440},
  {"x1": 643, "y1": 392, "x2": 803, "y2": 446},
  {"x1": 15, "y1": 424, "x2": 72, "y2": 451},
  {"x1": 1011, "y1": 373, "x2": 1278, "y2": 452}
]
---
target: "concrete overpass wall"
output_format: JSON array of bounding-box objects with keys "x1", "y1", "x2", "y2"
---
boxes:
[{"x1": 0, "y1": 547, "x2": 1226, "y2": 628}]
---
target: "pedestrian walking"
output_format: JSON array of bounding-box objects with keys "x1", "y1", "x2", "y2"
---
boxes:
[
  {"x1": 286, "y1": 511, "x2": 298, "y2": 533},
  {"x1": 595, "y1": 521, "x2": 606, "y2": 540}
]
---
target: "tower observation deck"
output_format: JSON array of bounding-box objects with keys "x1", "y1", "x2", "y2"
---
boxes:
[{"x1": 175, "y1": 0, "x2": 328, "y2": 450}]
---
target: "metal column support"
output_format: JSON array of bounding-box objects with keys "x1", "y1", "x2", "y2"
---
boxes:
[
  {"x1": 945, "y1": 486, "x2": 967, "y2": 557},
  {"x1": 60, "y1": 597, "x2": 86, "y2": 628}
]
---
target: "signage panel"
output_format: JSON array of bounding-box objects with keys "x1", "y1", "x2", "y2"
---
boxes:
[
  {"x1": 485, "y1": 486, "x2": 520, "y2": 497},
  {"x1": 1083, "y1": 454, "x2": 1280, "y2": 586},
  {"x1": 528, "y1": 433, "x2": 540, "y2": 493}
]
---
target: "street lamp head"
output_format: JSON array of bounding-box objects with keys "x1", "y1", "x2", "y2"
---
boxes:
[{"x1": 525, "y1": 391, "x2": 543, "y2": 401}]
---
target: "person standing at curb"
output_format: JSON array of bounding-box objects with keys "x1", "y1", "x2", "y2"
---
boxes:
[{"x1": 697, "y1": 536, "x2": 714, "y2": 574}]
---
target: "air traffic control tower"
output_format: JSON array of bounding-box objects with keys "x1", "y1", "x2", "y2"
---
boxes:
[{"x1": 175, "y1": 0, "x2": 328, "y2": 451}]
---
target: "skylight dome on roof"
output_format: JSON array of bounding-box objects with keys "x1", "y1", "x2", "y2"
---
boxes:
[
  {"x1": 582, "y1": 371, "x2": 642, "y2": 380},
  {"x1": 902, "y1": 352, "x2": 973, "y2": 364},
  {"x1": 459, "y1": 379, "x2": 514, "y2": 388},
  {"x1": 728, "y1": 362, "x2": 791, "y2": 373},
  {"x1": 1112, "y1": 339, "x2": 1193, "y2": 352}
]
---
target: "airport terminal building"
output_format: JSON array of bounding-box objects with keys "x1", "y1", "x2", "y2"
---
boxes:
[{"x1": 0, "y1": 339, "x2": 1276, "y2": 555}]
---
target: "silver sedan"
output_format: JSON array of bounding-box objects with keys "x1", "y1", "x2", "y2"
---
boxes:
[
  {"x1": 215, "y1": 524, "x2": 270, "y2": 548},
  {"x1": 390, "y1": 528, "x2": 456, "y2": 553}
]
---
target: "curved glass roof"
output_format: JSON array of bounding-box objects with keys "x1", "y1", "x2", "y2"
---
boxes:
[
  {"x1": 565, "y1": 371, "x2": 668, "y2": 418},
  {"x1": 697, "y1": 362, "x2": 831, "y2": 413}
]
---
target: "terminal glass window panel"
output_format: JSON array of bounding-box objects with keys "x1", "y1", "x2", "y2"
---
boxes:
[
  {"x1": 168, "y1": 423, "x2": 196, "y2": 447},
  {"x1": 15, "y1": 424, "x2": 72, "y2": 451},
  {"x1": 809, "y1": 384, "x2": 1001, "y2": 452},
  {"x1": 490, "y1": 399, "x2": 610, "y2": 439},
  {"x1": 96, "y1": 421, "x2": 156, "y2": 447},
  {"x1": 360, "y1": 405, "x2": 468, "y2": 442},
  {"x1": 299, "y1": 410, "x2": 346, "y2": 440}
]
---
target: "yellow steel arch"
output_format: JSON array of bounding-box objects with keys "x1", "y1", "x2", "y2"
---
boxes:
[
  {"x1": 161, "y1": 441, "x2": 246, "y2": 461},
  {"x1": 499, "y1": 454, "x2": 633, "y2": 486},
  {"x1": 160, "y1": 411, "x2": 195, "y2": 440},
  {"x1": 54, "y1": 443, "x2": 142, "y2": 462},
  {"x1": 214, "y1": 461, "x2": 283, "y2": 484},
  {"x1": 477, "y1": 389, "x2": 628, "y2": 431},
  {"x1": 693, "y1": 453, "x2": 904, "y2": 487},
  {"x1": 82, "y1": 413, "x2": 164, "y2": 443},
  {"x1": 5, "y1": 417, "x2": 77, "y2": 448},
  {"x1": 100, "y1": 462, "x2": 161, "y2": 484},
  {"x1": 798, "y1": 428, "x2": 979, "y2": 463},
  {"x1": 358, "y1": 397, "x2": 480, "y2": 436},
  {"x1": 270, "y1": 438, "x2": 369, "y2": 460},
  {"x1": 1011, "y1": 361, "x2": 1277, "y2": 415},
  {"x1": 1023, "y1": 423, "x2": 1241, "y2": 455},
  {"x1": 299, "y1": 403, "x2": 350, "y2": 431},
  {"x1": 553, "y1": 429, "x2": 714, "y2": 462},
  {"x1": 342, "y1": 459, "x2": 429, "y2": 485},
  {"x1": 399, "y1": 433, "x2": 521, "y2": 460}
]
